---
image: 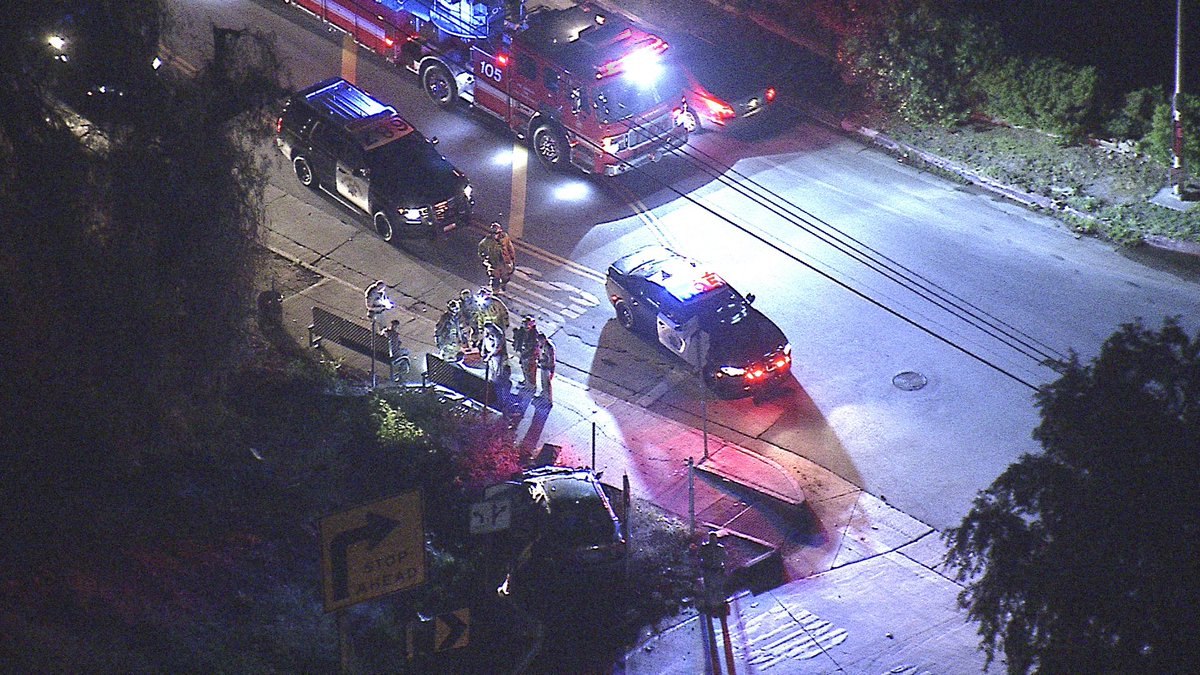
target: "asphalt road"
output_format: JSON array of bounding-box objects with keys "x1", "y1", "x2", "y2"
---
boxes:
[{"x1": 167, "y1": 0, "x2": 1200, "y2": 531}]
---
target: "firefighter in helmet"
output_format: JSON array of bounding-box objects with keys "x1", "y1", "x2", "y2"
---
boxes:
[{"x1": 478, "y1": 221, "x2": 516, "y2": 293}]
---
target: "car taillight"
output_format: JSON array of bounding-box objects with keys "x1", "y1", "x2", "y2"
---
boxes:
[
  {"x1": 383, "y1": 36, "x2": 395, "y2": 48},
  {"x1": 275, "y1": 117, "x2": 283, "y2": 134},
  {"x1": 765, "y1": 86, "x2": 777, "y2": 103},
  {"x1": 701, "y1": 94, "x2": 735, "y2": 121}
]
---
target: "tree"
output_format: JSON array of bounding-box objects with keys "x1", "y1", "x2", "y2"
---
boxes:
[
  {"x1": 0, "y1": 1, "x2": 284, "y2": 566},
  {"x1": 943, "y1": 317, "x2": 1200, "y2": 673}
]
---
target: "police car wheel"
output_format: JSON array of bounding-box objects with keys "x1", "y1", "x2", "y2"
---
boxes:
[
  {"x1": 615, "y1": 300, "x2": 635, "y2": 331},
  {"x1": 374, "y1": 212, "x2": 395, "y2": 242},
  {"x1": 293, "y1": 156, "x2": 315, "y2": 188},
  {"x1": 422, "y1": 63, "x2": 457, "y2": 107},
  {"x1": 533, "y1": 125, "x2": 567, "y2": 167}
]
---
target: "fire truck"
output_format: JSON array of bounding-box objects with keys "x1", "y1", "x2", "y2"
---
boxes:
[{"x1": 283, "y1": 0, "x2": 690, "y2": 175}]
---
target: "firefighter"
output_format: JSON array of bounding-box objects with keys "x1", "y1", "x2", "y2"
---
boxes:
[
  {"x1": 512, "y1": 315, "x2": 540, "y2": 390},
  {"x1": 435, "y1": 298, "x2": 467, "y2": 361},
  {"x1": 458, "y1": 288, "x2": 481, "y2": 347},
  {"x1": 535, "y1": 331, "x2": 556, "y2": 404},
  {"x1": 480, "y1": 320, "x2": 511, "y2": 389},
  {"x1": 474, "y1": 286, "x2": 510, "y2": 337},
  {"x1": 478, "y1": 221, "x2": 516, "y2": 293}
]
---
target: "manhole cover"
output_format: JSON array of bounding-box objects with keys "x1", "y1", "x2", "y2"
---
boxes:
[{"x1": 892, "y1": 370, "x2": 927, "y2": 391}]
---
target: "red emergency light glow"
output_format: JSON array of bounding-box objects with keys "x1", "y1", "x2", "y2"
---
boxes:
[
  {"x1": 662, "y1": 269, "x2": 726, "y2": 302},
  {"x1": 766, "y1": 87, "x2": 776, "y2": 103},
  {"x1": 497, "y1": 53, "x2": 510, "y2": 66},
  {"x1": 700, "y1": 94, "x2": 735, "y2": 121},
  {"x1": 384, "y1": 36, "x2": 395, "y2": 47}
]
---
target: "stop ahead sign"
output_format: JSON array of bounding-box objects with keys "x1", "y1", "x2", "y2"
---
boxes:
[{"x1": 319, "y1": 491, "x2": 425, "y2": 612}]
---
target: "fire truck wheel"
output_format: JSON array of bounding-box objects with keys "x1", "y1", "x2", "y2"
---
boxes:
[
  {"x1": 293, "y1": 156, "x2": 316, "y2": 188},
  {"x1": 374, "y1": 212, "x2": 395, "y2": 242},
  {"x1": 680, "y1": 109, "x2": 701, "y2": 133},
  {"x1": 422, "y1": 63, "x2": 457, "y2": 107},
  {"x1": 533, "y1": 125, "x2": 568, "y2": 168}
]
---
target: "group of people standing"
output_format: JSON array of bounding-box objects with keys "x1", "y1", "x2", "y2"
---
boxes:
[{"x1": 429, "y1": 221, "x2": 555, "y2": 404}]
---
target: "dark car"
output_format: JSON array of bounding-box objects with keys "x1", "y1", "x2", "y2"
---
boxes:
[
  {"x1": 606, "y1": 246, "x2": 791, "y2": 397},
  {"x1": 276, "y1": 78, "x2": 473, "y2": 240},
  {"x1": 670, "y1": 35, "x2": 777, "y2": 132},
  {"x1": 490, "y1": 466, "x2": 626, "y2": 580}
]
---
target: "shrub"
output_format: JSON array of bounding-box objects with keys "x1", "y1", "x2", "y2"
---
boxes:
[
  {"x1": 1106, "y1": 86, "x2": 1164, "y2": 141},
  {"x1": 981, "y1": 56, "x2": 1099, "y2": 139},
  {"x1": 839, "y1": 0, "x2": 1000, "y2": 125},
  {"x1": 1144, "y1": 93, "x2": 1200, "y2": 169}
]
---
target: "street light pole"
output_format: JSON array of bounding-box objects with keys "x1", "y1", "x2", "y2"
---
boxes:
[{"x1": 1172, "y1": 0, "x2": 1185, "y2": 196}]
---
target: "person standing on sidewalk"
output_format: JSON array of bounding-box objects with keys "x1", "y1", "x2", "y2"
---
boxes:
[
  {"x1": 513, "y1": 315, "x2": 539, "y2": 390},
  {"x1": 535, "y1": 331, "x2": 555, "y2": 404},
  {"x1": 478, "y1": 221, "x2": 516, "y2": 294}
]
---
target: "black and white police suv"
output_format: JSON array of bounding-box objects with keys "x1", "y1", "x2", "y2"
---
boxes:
[
  {"x1": 606, "y1": 246, "x2": 792, "y2": 398},
  {"x1": 276, "y1": 78, "x2": 473, "y2": 240}
]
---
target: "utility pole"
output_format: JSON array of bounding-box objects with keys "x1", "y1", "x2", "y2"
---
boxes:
[{"x1": 1171, "y1": 0, "x2": 1185, "y2": 196}]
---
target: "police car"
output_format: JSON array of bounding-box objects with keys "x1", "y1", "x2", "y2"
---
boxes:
[
  {"x1": 606, "y1": 246, "x2": 791, "y2": 398},
  {"x1": 276, "y1": 78, "x2": 473, "y2": 240}
]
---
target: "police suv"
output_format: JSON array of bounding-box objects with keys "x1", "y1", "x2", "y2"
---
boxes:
[
  {"x1": 606, "y1": 246, "x2": 792, "y2": 398},
  {"x1": 276, "y1": 78, "x2": 473, "y2": 240}
]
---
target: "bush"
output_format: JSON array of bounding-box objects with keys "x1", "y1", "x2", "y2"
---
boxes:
[
  {"x1": 1144, "y1": 93, "x2": 1200, "y2": 169},
  {"x1": 1106, "y1": 86, "x2": 1164, "y2": 141},
  {"x1": 839, "y1": 0, "x2": 1000, "y2": 125},
  {"x1": 981, "y1": 56, "x2": 1099, "y2": 139}
]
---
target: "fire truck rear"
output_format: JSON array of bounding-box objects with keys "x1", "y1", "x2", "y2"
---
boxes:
[{"x1": 284, "y1": 0, "x2": 690, "y2": 176}]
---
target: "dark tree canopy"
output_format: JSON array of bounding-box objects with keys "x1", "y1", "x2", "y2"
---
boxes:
[
  {"x1": 944, "y1": 317, "x2": 1200, "y2": 673},
  {"x1": 0, "y1": 1, "x2": 284, "y2": 568}
]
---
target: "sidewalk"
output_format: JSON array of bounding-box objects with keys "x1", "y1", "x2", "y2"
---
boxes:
[{"x1": 261, "y1": 169, "x2": 988, "y2": 671}]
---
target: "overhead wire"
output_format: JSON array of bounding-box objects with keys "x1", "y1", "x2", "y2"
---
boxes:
[
  {"x1": 668, "y1": 133, "x2": 1068, "y2": 365},
  {"x1": 611, "y1": 111, "x2": 1056, "y2": 391}
]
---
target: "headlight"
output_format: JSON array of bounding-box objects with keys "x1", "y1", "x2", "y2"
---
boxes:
[
  {"x1": 403, "y1": 208, "x2": 423, "y2": 221},
  {"x1": 719, "y1": 366, "x2": 745, "y2": 376},
  {"x1": 463, "y1": 184, "x2": 473, "y2": 200}
]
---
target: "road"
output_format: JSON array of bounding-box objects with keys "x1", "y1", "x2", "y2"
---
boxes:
[{"x1": 168, "y1": 0, "x2": 1200, "y2": 531}]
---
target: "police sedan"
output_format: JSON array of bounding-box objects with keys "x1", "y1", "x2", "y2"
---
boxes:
[{"x1": 605, "y1": 246, "x2": 792, "y2": 398}]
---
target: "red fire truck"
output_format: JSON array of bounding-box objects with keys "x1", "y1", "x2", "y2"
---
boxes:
[{"x1": 284, "y1": 0, "x2": 690, "y2": 175}]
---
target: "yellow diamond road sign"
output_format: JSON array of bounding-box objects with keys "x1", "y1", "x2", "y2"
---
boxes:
[{"x1": 320, "y1": 491, "x2": 425, "y2": 612}]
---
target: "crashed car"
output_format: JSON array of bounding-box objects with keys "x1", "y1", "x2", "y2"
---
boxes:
[
  {"x1": 489, "y1": 466, "x2": 626, "y2": 590},
  {"x1": 606, "y1": 245, "x2": 792, "y2": 398}
]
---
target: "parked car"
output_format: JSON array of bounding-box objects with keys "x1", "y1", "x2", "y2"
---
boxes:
[
  {"x1": 276, "y1": 78, "x2": 473, "y2": 240},
  {"x1": 670, "y1": 36, "x2": 777, "y2": 132},
  {"x1": 606, "y1": 246, "x2": 791, "y2": 398}
]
